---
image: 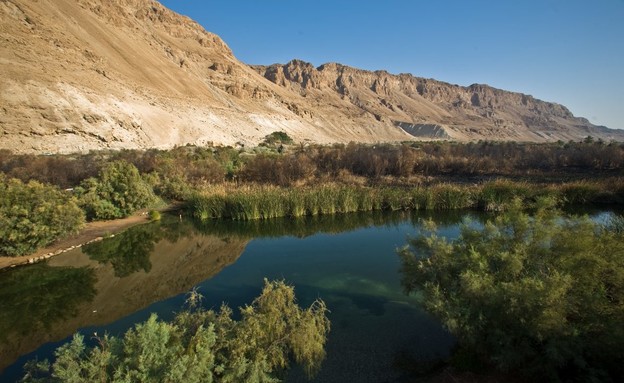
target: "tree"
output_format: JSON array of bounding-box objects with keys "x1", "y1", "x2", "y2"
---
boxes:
[
  {"x1": 22, "y1": 280, "x2": 330, "y2": 383},
  {"x1": 75, "y1": 161, "x2": 160, "y2": 220},
  {"x1": 0, "y1": 174, "x2": 85, "y2": 256},
  {"x1": 398, "y1": 198, "x2": 624, "y2": 381}
]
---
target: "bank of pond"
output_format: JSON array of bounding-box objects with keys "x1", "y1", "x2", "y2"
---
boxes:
[
  {"x1": 3, "y1": 151, "x2": 624, "y2": 259},
  {"x1": 1, "y1": 204, "x2": 623, "y2": 382}
]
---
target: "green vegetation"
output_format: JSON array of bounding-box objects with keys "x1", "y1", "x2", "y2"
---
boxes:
[
  {"x1": 2, "y1": 140, "x2": 624, "y2": 257},
  {"x1": 188, "y1": 184, "x2": 467, "y2": 220},
  {"x1": 22, "y1": 280, "x2": 330, "y2": 383},
  {"x1": 5, "y1": 140, "x2": 624, "y2": 190},
  {"x1": 75, "y1": 161, "x2": 161, "y2": 220},
  {"x1": 0, "y1": 263, "x2": 96, "y2": 340},
  {"x1": 1, "y1": 140, "x2": 623, "y2": 382},
  {"x1": 398, "y1": 198, "x2": 624, "y2": 381},
  {"x1": 0, "y1": 174, "x2": 84, "y2": 256},
  {"x1": 148, "y1": 210, "x2": 161, "y2": 221},
  {"x1": 187, "y1": 180, "x2": 623, "y2": 221},
  {"x1": 260, "y1": 131, "x2": 294, "y2": 147}
]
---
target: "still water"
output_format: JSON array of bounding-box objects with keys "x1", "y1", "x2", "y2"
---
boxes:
[{"x1": 0, "y1": 209, "x2": 612, "y2": 382}]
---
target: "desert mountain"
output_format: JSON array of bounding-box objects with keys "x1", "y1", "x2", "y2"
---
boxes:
[{"x1": 0, "y1": 0, "x2": 621, "y2": 154}]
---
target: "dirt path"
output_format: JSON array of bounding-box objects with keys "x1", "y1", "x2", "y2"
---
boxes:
[{"x1": 0, "y1": 213, "x2": 153, "y2": 270}]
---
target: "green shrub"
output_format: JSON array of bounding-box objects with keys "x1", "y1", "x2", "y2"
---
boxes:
[
  {"x1": 477, "y1": 180, "x2": 529, "y2": 211},
  {"x1": 557, "y1": 182, "x2": 601, "y2": 204},
  {"x1": 261, "y1": 131, "x2": 294, "y2": 147},
  {"x1": 398, "y1": 198, "x2": 624, "y2": 380},
  {"x1": 76, "y1": 161, "x2": 160, "y2": 220},
  {"x1": 148, "y1": 210, "x2": 161, "y2": 221},
  {"x1": 22, "y1": 280, "x2": 330, "y2": 383},
  {"x1": 0, "y1": 174, "x2": 85, "y2": 256}
]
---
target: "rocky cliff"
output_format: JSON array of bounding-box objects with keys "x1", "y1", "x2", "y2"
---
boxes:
[
  {"x1": 0, "y1": 0, "x2": 621, "y2": 153},
  {"x1": 254, "y1": 60, "x2": 621, "y2": 142}
]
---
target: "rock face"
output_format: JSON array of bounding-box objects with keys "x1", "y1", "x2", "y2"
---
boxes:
[
  {"x1": 0, "y1": 0, "x2": 621, "y2": 153},
  {"x1": 254, "y1": 61, "x2": 622, "y2": 142}
]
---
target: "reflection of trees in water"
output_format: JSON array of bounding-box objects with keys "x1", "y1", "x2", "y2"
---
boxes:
[
  {"x1": 191, "y1": 209, "x2": 480, "y2": 240},
  {"x1": 82, "y1": 217, "x2": 199, "y2": 277},
  {"x1": 83, "y1": 224, "x2": 159, "y2": 277},
  {"x1": 0, "y1": 263, "x2": 96, "y2": 340},
  {"x1": 82, "y1": 209, "x2": 482, "y2": 280}
]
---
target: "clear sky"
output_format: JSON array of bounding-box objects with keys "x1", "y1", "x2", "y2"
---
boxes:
[{"x1": 159, "y1": 0, "x2": 624, "y2": 130}]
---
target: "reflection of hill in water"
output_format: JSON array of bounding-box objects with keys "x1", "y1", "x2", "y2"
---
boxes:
[
  {"x1": 0, "y1": 210, "x2": 476, "y2": 374},
  {"x1": 0, "y1": 222, "x2": 248, "y2": 373}
]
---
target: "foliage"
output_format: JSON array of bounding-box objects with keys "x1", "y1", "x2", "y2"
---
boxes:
[
  {"x1": 148, "y1": 210, "x2": 161, "y2": 221},
  {"x1": 0, "y1": 174, "x2": 84, "y2": 256},
  {"x1": 239, "y1": 152, "x2": 315, "y2": 186},
  {"x1": 189, "y1": 182, "x2": 608, "y2": 222},
  {"x1": 260, "y1": 131, "x2": 294, "y2": 147},
  {"x1": 75, "y1": 161, "x2": 160, "y2": 220},
  {"x1": 22, "y1": 280, "x2": 330, "y2": 383},
  {"x1": 398, "y1": 198, "x2": 624, "y2": 381},
  {"x1": 3, "y1": 142, "x2": 624, "y2": 192}
]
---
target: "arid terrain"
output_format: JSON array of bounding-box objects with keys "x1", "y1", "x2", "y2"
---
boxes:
[{"x1": 1, "y1": 0, "x2": 622, "y2": 154}]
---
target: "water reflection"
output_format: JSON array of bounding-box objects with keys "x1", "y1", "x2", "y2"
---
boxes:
[
  {"x1": 195, "y1": 209, "x2": 474, "y2": 240},
  {"x1": 0, "y1": 216, "x2": 249, "y2": 374},
  {"x1": 0, "y1": 264, "x2": 96, "y2": 371},
  {"x1": 0, "y1": 210, "x2": 482, "y2": 381}
]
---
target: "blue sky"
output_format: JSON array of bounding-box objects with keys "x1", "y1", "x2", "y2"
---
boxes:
[{"x1": 159, "y1": 0, "x2": 624, "y2": 130}]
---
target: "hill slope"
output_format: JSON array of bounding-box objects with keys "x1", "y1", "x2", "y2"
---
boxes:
[{"x1": 0, "y1": 0, "x2": 621, "y2": 153}]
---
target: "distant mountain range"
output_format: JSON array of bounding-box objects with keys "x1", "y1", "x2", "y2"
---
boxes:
[{"x1": 1, "y1": 0, "x2": 621, "y2": 153}]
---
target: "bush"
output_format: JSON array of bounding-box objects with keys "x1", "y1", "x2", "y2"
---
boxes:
[
  {"x1": 0, "y1": 174, "x2": 85, "y2": 256},
  {"x1": 398, "y1": 198, "x2": 624, "y2": 380},
  {"x1": 22, "y1": 280, "x2": 330, "y2": 383},
  {"x1": 75, "y1": 161, "x2": 160, "y2": 220},
  {"x1": 148, "y1": 210, "x2": 161, "y2": 221},
  {"x1": 261, "y1": 131, "x2": 294, "y2": 147}
]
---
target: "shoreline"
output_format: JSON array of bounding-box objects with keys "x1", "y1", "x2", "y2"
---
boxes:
[{"x1": 0, "y1": 213, "x2": 152, "y2": 271}]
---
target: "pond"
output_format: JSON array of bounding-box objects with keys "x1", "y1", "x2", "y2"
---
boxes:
[{"x1": 0, "y1": 208, "x2": 615, "y2": 382}]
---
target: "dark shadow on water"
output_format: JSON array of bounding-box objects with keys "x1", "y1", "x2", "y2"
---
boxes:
[
  {"x1": 0, "y1": 263, "x2": 96, "y2": 372},
  {"x1": 0, "y1": 263, "x2": 96, "y2": 341}
]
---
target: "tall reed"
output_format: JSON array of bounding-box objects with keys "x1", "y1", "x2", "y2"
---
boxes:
[{"x1": 188, "y1": 179, "x2": 624, "y2": 221}]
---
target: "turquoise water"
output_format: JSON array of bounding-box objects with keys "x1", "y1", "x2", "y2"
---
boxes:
[
  {"x1": 2, "y1": 208, "x2": 612, "y2": 382},
  {"x1": 197, "y1": 216, "x2": 460, "y2": 382}
]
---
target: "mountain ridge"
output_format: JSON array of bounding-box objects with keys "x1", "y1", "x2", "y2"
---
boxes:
[
  {"x1": 253, "y1": 59, "x2": 617, "y2": 142},
  {"x1": 0, "y1": 0, "x2": 621, "y2": 154}
]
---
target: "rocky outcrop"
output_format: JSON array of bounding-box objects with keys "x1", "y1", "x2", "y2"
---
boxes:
[
  {"x1": 254, "y1": 61, "x2": 624, "y2": 142},
  {"x1": 0, "y1": 0, "x2": 621, "y2": 154}
]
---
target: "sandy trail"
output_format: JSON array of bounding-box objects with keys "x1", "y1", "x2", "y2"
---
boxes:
[{"x1": 0, "y1": 213, "x2": 152, "y2": 270}]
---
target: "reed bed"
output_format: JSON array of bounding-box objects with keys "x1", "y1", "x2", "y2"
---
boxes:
[{"x1": 187, "y1": 180, "x2": 624, "y2": 221}]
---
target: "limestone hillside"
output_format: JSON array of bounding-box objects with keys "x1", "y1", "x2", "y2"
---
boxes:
[{"x1": 1, "y1": 0, "x2": 621, "y2": 153}]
